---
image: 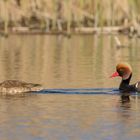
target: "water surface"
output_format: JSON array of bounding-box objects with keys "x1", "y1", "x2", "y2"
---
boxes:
[
  {"x1": 0, "y1": 35, "x2": 140, "y2": 140},
  {"x1": 1, "y1": 34, "x2": 140, "y2": 88}
]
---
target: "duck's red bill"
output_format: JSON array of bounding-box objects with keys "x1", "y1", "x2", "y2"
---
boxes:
[{"x1": 110, "y1": 71, "x2": 119, "y2": 78}]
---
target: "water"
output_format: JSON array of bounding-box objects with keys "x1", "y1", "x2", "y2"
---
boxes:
[
  {"x1": 0, "y1": 94, "x2": 140, "y2": 140},
  {"x1": 0, "y1": 34, "x2": 140, "y2": 140}
]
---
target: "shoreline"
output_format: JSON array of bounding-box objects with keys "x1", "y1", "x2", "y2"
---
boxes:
[{"x1": 0, "y1": 26, "x2": 139, "y2": 37}]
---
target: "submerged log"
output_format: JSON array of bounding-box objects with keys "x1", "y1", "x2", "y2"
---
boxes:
[
  {"x1": 114, "y1": 36, "x2": 121, "y2": 46},
  {"x1": 114, "y1": 36, "x2": 126, "y2": 48}
]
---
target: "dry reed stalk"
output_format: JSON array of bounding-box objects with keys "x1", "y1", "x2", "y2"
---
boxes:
[{"x1": 0, "y1": 0, "x2": 140, "y2": 32}]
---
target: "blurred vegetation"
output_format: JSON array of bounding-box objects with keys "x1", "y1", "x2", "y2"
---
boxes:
[{"x1": 0, "y1": 0, "x2": 140, "y2": 33}]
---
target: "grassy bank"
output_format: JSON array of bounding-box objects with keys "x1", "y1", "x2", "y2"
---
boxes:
[{"x1": 0, "y1": 0, "x2": 140, "y2": 35}]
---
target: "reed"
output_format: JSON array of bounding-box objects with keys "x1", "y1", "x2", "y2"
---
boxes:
[{"x1": 0, "y1": 0, "x2": 140, "y2": 32}]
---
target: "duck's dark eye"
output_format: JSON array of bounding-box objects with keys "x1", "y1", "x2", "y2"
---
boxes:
[{"x1": 117, "y1": 68, "x2": 124, "y2": 76}]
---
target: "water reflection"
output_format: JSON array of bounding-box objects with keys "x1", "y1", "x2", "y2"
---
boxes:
[
  {"x1": 0, "y1": 35, "x2": 140, "y2": 139},
  {"x1": 0, "y1": 93, "x2": 137, "y2": 140},
  {"x1": 0, "y1": 35, "x2": 140, "y2": 89}
]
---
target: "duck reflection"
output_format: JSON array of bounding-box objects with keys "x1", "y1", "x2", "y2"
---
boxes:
[
  {"x1": 120, "y1": 92, "x2": 130, "y2": 103},
  {"x1": 117, "y1": 92, "x2": 132, "y2": 122}
]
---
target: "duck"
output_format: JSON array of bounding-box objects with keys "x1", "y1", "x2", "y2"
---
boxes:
[
  {"x1": 110, "y1": 62, "x2": 139, "y2": 92},
  {"x1": 0, "y1": 80, "x2": 42, "y2": 95}
]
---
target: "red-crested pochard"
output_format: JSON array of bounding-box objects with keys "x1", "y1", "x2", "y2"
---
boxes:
[{"x1": 111, "y1": 62, "x2": 139, "y2": 92}]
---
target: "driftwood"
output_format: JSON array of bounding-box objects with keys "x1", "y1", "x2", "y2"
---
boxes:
[
  {"x1": 0, "y1": 26, "x2": 135, "y2": 35},
  {"x1": 75, "y1": 26, "x2": 123, "y2": 34}
]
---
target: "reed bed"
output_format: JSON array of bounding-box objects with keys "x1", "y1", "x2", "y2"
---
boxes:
[{"x1": 0, "y1": 0, "x2": 140, "y2": 34}]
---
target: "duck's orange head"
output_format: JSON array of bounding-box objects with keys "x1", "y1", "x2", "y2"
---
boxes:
[{"x1": 110, "y1": 62, "x2": 132, "y2": 80}]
